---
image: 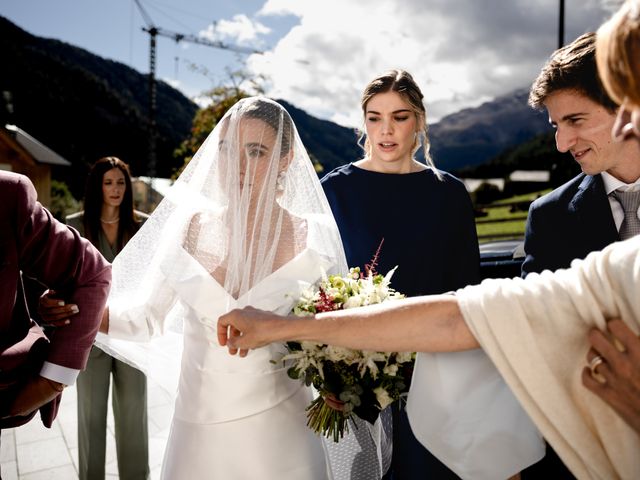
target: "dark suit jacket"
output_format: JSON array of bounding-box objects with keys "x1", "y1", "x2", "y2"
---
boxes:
[
  {"x1": 0, "y1": 171, "x2": 111, "y2": 427},
  {"x1": 522, "y1": 173, "x2": 619, "y2": 277}
]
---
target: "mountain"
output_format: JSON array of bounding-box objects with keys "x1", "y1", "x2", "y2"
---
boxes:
[
  {"x1": 429, "y1": 89, "x2": 552, "y2": 172},
  {"x1": 2, "y1": 15, "x2": 559, "y2": 197},
  {"x1": 278, "y1": 100, "x2": 362, "y2": 175},
  {"x1": 1, "y1": 15, "x2": 198, "y2": 194},
  {"x1": 456, "y1": 130, "x2": 579, "y2": 188},
  {"x1": 285, "y1": 87, "x2": 556, "y2": 176}
]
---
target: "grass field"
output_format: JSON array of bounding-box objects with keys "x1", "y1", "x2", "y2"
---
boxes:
[{"x1": 475, "y1": 189, "x2": 551, "y2": 243}]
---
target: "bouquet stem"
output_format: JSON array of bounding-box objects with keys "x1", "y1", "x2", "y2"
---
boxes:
[{"x1": 306, "y1": 396, "x2": 349, "y2": 442}]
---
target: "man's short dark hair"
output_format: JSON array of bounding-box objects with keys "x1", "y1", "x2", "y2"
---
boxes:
[{"x1": 528, "y1": 32, "x2": 618, "y2": 112}]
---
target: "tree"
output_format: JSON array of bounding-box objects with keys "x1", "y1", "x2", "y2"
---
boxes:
[
  {"x1": 49, "y1": 179, "x2": 80, "y2": 221},
  {"x1": 473, "y1": 181, "x2": 503, "y2": 205},
  {"x1": 172, "y1": 69, "x2": 265, "y2": 178}
]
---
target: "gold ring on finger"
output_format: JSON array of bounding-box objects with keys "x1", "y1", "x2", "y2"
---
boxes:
[{"x1": 589, "y1": 355, "x2": 606, "y2": 383}]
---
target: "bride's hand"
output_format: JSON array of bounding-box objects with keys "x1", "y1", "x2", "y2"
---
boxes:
[
  {"x1": 217, "y1": 306, "x2": 274, "y2": 356},
  {"x1": 38, "y1": 289, "x2": 79, "y2": 327}
]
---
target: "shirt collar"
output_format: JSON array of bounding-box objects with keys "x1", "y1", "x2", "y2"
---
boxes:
[{"x1": 601, "y1": 171, "x2": 640, "y2": 195}]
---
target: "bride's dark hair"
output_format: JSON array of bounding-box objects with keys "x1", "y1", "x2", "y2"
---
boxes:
[{"x1": 241, "y1": 97, "x2": 294, "y2": 154}]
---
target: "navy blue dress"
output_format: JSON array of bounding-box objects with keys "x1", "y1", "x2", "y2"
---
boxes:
[{"x1": 321, "y1": 163, "x2": 480, "y2": 479}]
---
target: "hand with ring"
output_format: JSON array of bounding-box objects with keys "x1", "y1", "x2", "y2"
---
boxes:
[
  {"x1": 582, "y1": 318, "x2": 640, "y2": 434},
  {"x1": 588, "y1": 354, "x2": 606, "y2": 383}
]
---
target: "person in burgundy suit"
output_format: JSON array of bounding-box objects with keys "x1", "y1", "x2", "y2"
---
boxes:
[{"x1": 0, "y1": 171, "x2": 111, "y2": 455}]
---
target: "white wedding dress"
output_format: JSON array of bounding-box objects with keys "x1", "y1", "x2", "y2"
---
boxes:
[
  {"x1": 98, "y1": 97, "x2": 380, "y2": 479},
  {"x1": 105, "y1": 243, "x2": 334, "y2": 479}
]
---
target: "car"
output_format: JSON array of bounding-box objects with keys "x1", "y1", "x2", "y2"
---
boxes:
[{"x1": 479, "y1": 239, "x2": 525, "y2": 280}]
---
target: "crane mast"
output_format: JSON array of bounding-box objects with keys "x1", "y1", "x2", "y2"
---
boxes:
[{"x1": 133, "y1": 0, "x2": 259, "y2": 184}]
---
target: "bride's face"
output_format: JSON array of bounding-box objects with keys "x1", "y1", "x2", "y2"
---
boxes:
[
  {"x1": 216, "y1": 113, "x2": 291, "y2": 205},
  {"x1": 237, "y1": 117, "x2": 281, "y2": 196}
]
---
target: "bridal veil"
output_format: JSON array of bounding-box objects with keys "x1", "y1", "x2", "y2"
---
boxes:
[{"x1": 96, "y1": 96, "x2": 387, "y2": 479}]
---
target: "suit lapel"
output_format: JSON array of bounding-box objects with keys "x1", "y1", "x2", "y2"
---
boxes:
[{"x1": 569, "y1": 174, "x2": 619, "y2": 247}]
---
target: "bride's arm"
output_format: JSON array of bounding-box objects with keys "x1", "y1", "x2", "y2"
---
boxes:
[
  {"x1": 107, "y1": 215, "x2": 203, "y2": 341},
  {"x1": 106, "y1": 277, "x2": 179, "y2": 341}
]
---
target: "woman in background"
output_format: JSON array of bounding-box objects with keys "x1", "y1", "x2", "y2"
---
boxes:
[
  {"x1": 321, "y1": 69, "x2": 481, "y2": 479},
  {"x1": 66, "y1": 157, "x2": 149, "y2": 480}
]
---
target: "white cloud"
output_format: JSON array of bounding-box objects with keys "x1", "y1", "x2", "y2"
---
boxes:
[
  {"x1": 192, "y1": 94, "x2": 214, "y2": 109},
  {"x1": 200, "y1": 14, "x2": 270, "y2": 46},
  {"x1": 257, "y1": 0, "x2": 303, "y2": 17},
  {"x1": 248, "y1": 0, "x2": 612, "y2": 126}
]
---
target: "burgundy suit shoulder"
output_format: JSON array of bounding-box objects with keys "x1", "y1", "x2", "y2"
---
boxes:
[{"x1": 0, "y1": 171, "x2": 111, "y2": 370}]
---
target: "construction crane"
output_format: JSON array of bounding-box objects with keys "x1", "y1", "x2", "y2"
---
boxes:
[
  {"x1": 133, "y1": 0, "x2": 261, "y2": 184},
  {"x1": 558, "y1": 0, "x2": 565, "y2": 48}
]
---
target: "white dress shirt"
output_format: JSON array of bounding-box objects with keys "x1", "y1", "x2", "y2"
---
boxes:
[{"x1": 601, "y1": 171, "x2": 640, "y2": 231}]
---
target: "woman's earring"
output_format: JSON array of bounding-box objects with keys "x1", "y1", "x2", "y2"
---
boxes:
[{"x1": 276, "y1": 171, "x2": 287, "y2": 192}]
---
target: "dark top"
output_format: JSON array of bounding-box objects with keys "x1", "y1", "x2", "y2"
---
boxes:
[
  {"x1": 521, "y1": 173, "x2": 619, "y2": 278},
  {"x1": 66, "y1": 211, "x2": 149, "y2": 263},
  {"x1": 321, "y1": 163, "x2": 480, "y2": 297}
]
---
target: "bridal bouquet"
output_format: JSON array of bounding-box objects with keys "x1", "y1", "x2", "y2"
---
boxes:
[{"x1": 283, "y1": 265, "x2": 414, "y2": 442}]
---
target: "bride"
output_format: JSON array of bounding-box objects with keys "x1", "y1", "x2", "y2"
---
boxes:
[{"x1": 96, "y1": 97, "x2": 348, "y2": 478}]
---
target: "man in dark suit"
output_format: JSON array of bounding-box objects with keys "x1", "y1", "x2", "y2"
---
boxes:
[
  {"x1": 521, "y1": 32, "x2": 640, "y2": 477},
  {"x1": 0, "y1": 172, "x2": 111, "y2": 443},
  {"x1": 523, "y1": 32, "x2": 640, "y2": 276}
]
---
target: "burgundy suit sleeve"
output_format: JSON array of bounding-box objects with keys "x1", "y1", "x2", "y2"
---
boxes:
[{"x1": 13, "y1": 175, "x2": 111, "y2": 370}]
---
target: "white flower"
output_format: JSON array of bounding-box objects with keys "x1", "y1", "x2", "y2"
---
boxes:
[
  {"x1": 384, "y1": 266, "x2": 398, "y2": 284},
  {"x1": 325, "y1": 286, "x2": 343, "y2": 300},
  {"x1": 367, "y1": 290, "x2": 382, "y2": 305},
  {"x1": 300, "y1": 341, "x2": 323, "y2": 352},
  {"x1": 383, "y1": 364, "x2": 399, "y2": 376},
  {"x1": 282, "y1": 350, "x2": 316, "y2": 373},
  {"x1": 282, "y1": 341, "x2": 328, "y2": 377},
  {"x1": 374, "y1": 387, "x2": 394, "y2": 410},
  {"x1": 343, "y1": 295, "x2": 364, "y2": 309},
  {"x1": 358, "y1": 351, "x2": 388, "y2": 379},
  {"x1": 395, "y1": 351, "x2": 414, "y2": 364},
  {"x1": 324, "y1": 345, "x2": 359, "y2": 364}
]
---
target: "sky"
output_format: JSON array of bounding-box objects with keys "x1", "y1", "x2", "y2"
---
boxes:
[{"x1": 1, "y1": 0, "x2": 621, "y2": 127}]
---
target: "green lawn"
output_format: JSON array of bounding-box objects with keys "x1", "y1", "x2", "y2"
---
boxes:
[{"x1": 475, "y1": 189, "x2": 551, "y2": 243}]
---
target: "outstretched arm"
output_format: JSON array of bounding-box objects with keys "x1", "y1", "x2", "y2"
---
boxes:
[{"x1": 217, "y1": 294, "x2": 480, "y2": 355}]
